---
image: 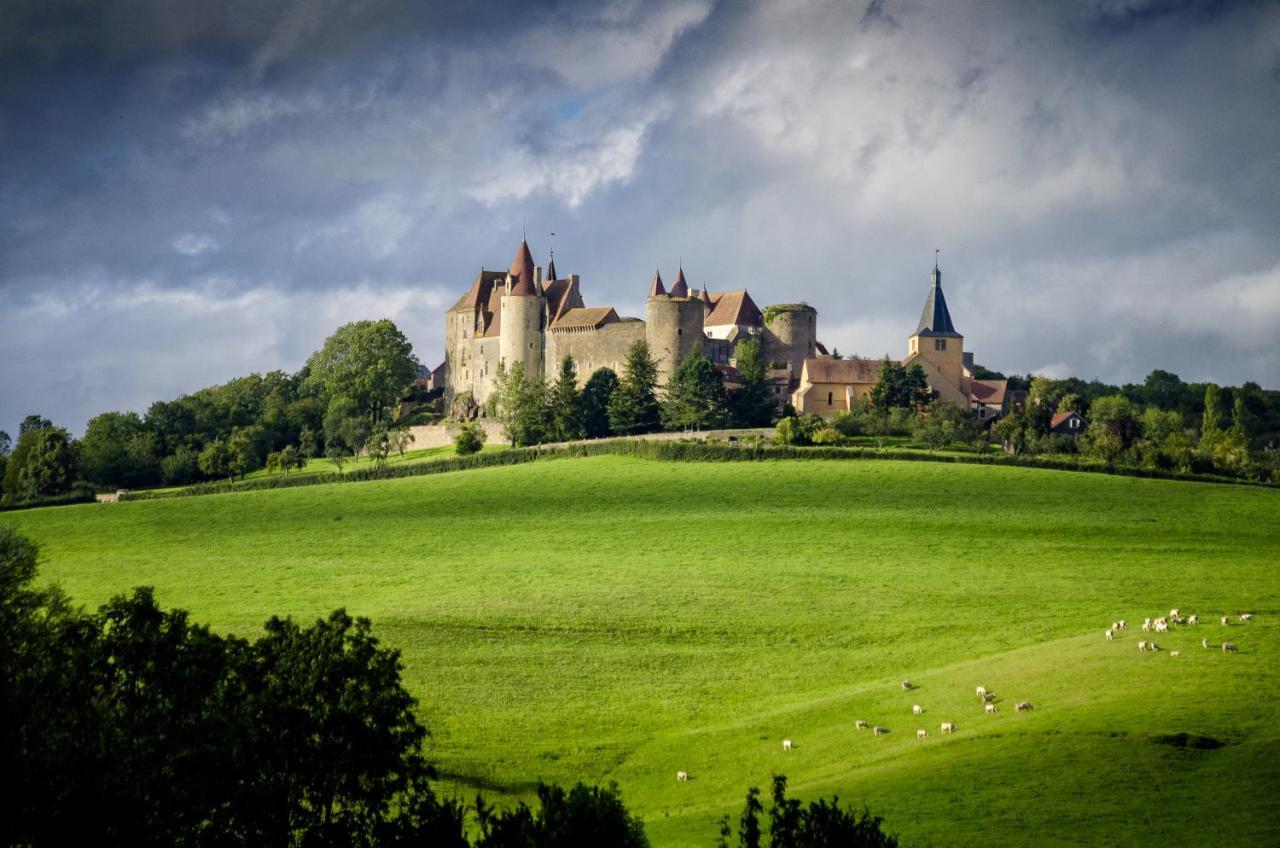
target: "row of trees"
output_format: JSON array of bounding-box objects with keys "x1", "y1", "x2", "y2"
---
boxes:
[
  {"x1": 993, "y1": 379, "x2": 1277, "y2": 480},
  {"x1": 485, "y1": 337, "x2": 776, "y2": 448},
  {"x1": 1, "y1": 526, "x2": 894, "y2": 847},
  {"x1": 1, "y1": 320, "x2": 423, "y2": 505}
]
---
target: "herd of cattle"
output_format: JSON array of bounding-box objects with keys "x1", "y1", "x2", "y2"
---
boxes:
[{"x1": 675, "y1": 608, "x2": 1258, "y2": 782}]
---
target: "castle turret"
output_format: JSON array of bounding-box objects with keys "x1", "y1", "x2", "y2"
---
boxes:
[
  {"x1": 669, "y1": 265, "x2": 689, "y2": 298},
  {"x1": 906, "y1": 259, "x2": 966, "y2": 392},
  {"x1": 645, "y1": 268, "x2": 704, "y2": 386},
  {"x1": 500, "y1": 239, "x2": 545, "y2": 379},
  {"x1": 763, "y1": 303, "x2": 817, "y2": 376}
]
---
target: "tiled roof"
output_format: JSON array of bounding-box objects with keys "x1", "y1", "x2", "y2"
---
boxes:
[
  {"x1": 669, "y1": 266, "x2": 689, "y2": 297},
  {"x1": 1050, "y1": 411, "x2": 1085, "y2": 429},
  {"x1": 705, "y1": 290, "x2": 763, "y2": 327},
  {"x1": 450, "y1": 269, "x2": 506, "y2": 311},
  {"x1": 551, "y1": 307, "x2": 619, "y2": 329},
  {"x1": 648, "y1": 269, "x2": 666, "y2": 298},
  {"x1": 915, "y1": 265, "x2": 960, "y2": 337},
  {"x1": 509, "y1": 240, "x2": 538, "y2": 296},
  {"x1": 969, "y1": 379, "x2": 1007, "y2": 406},
  {"x1": 802, "y1": 358, "x2": 888, "y2": 384}
]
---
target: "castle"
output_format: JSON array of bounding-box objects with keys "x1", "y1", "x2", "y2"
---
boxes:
[
  {"x1": 438, "y1": 240, "x2": 1010, "y2": 422},
  {"x1": 441, "y1": 240, "x2": 819, "y2": 414}
]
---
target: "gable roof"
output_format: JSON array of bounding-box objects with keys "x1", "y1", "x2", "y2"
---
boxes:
[
  {"x1": 705, "y1": 290, "x2": 763, "y2": 328},
  {"x1": 543, "y1": 277, "x2": 583, "y2": 325},
  {"x1": 551, "y1": 307, "x2": 619, "y2": 330},
  {"x1": 914, "y1": 265, "x2": 960, "y2": 337},
  {"x1": 969, "y1": 379, "x2": 1007, "y2": 406},
  {"x1": 1050, "y1": 411, "x2": 1085, "y2": 429},
  {"x1": 450, "y1": 269, "x2": 506, "y2": 311},
  {"x1": 802, "y1": 357, "x2": 888, "y2": 385}
]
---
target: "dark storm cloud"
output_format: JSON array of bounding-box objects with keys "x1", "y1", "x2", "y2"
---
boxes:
[{"x1": 1, "y1": 0, "x2": 1278, "y2": 433}]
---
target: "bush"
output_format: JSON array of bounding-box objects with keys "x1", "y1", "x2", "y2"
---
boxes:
[{"x1": 454, "y1": 422, "x2": 487, "y2": 456}]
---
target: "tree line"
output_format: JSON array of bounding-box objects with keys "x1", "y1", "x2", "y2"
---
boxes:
[
  {"x1": 0, "y1": 526, "x2": 895, "y2": 848},
  {"x1": 1, "y1": 320, "x2": 423, "y2": 507}
]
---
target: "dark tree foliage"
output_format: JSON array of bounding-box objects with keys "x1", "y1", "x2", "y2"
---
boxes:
[
  {"x1": 18, "y1": 415, "x2": 53, "y2": 436},
  {"x1": 3, "y1": 426, "x2": 78, "y2": 502},
  {"x1": 548, "y1": 356, "x2": 585, "y2": 442},
  {"x1": 869, "y1": 360, "x2": 932, "y2": 410},
  {"x1": 579, "y1": 368, "x2": 619, "y2": 439},
  {"x1": 79, "y1": 411, "x2": 161, "y2": 488},
  {"x1": 662, "y1": 350, "x2": 729, "y2": 430},
  {"x1": 608, "y1": 341, "x2": 661, "y2": 436},
  {"x1": 720, "y1": 776, "x2": 897, "y2": 848},
  {"x1": 477, "y1": 783, "x2": 649, "y2": 848},
  {"x1": 730, "y1": 337, "x2": 776, "y2": 427},
  {"x1": 0, "y1": 430, "x2": 11, "y2": 456}
]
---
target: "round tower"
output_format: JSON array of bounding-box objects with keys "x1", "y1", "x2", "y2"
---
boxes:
[
  {"x1": 763, "y1": 304, "x2": 817, "y2": 375},
  {"x1": 499, "y1": 240, "x2": 545, "y2": 380},
  {"x1": 646, "y1": 278, "x2": 705, "y2": 387}
]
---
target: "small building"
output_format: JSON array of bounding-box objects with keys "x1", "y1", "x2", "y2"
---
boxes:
[
  {"x1": 969, "y1": 379, "x2": 1010, "y2": 423},
  {"x1": 1049, "y1": 410, "x2": 1087, "y2": 436},
  {"x1": 791, "y1": 358, "x2": 883, "y2": 414}
]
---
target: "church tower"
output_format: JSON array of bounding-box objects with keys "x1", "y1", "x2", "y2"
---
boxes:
[{"x1": 906, "y1": 258, "x2": 967, "y2": 393}]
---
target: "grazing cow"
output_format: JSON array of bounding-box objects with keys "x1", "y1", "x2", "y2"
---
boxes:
[
  {"x1": 901, "y1": 680, "x2": 913, "y2": 691},
  {"x1": 975, "y1": 686, "x2": 987, "y2": 700},
  {"x1": 913, "y1": 704, "x2": 923, "y2": 715},
  {"x1": 1106, "y1": 629, "x2": 1114, "y2": 640},
  {"x1": 1239, "y1": 613, "x2": 1254, "y2": 621},
  {"x1": 1202, "y1": 639, "x2": 1209, "y2": 649},
  {"x1": 1118, "y1": 620, "x2": 1127, "y2": 630},
  {"x1": 917, "y1": 729, "x2": 929, "y2": 739},
  {"x1": 1170, "y1": 651, "x2": 1181, "y2": 657},
  {"x1": 855, "y1": 720, "x2": 868, "y2": 730},
  {"x1": 983, "y1": 692, "x2": 996, "y2": 703},
  {"x1": 1015, "y1": 701, "x2": 1032, "y2": 712},
  {"x1": 941, "y1": 722, "x2": 956, "y2": 734},
  {"x1": 1150, "y1": 642, "x2": 1161, "y2": 652},
  {"x1": 1154, "y1": 618, "x2": 1169, "y2": 633},
  {"x1": 1223, "y1": 642, "x2": 1238, "y2": 653},
  {"x1": 782, "y1": 739, "x2": 793, "y2": 751},
  {"x1": 677, "y1": 771, "x2": 688, "y2": 782},
  {"x1": 1142, "y1": 619, "x2": 1151, "y2": 632},
  {"x1": 1221, "y1": 616, "x2": 1230, "y2": 626},
  {"x1": 1188, "y1": 615, "x2": 1198, "y2": 625},
  {"x1": 873, "y1": 726, "x2": 887, "y2": 736},
  {"x1": 1138, "y1": 641, "x2": 1150, "y2": 652},
  {"x1": 985, "y1": 703, "x2": 997, "y2": 714},
  {"x1": 1170, "y1": 609, "x2": 1180, "y2": 619}
]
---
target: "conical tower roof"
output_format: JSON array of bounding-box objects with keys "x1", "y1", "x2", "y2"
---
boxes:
[
  {"x1": 670, "y1": 265, "x2": 689, "y2": 297},
  {"x1": 545, "y1": 252, "x2": 557, "y2": 282},
  {"x1": 508, "y1": 240, "x2": 538, "y2": 296},
  {"x1": 648, "y1": 269, "x2": 666, "y2": 298},
  {"x1": 914, "y1": 262, "x2": 960, "y2": 337}
]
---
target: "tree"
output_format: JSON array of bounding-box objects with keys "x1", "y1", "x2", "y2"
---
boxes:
[
  {"x1": 13, "y1": 427, "x2": 78, "y2": 501},
  {"x1": 661, "y1": 350, "x2": 729, "y2": 430},
  {"x1": 580, "y1": 368, "x2": 618, "y2": 439},
  {"x1": 298, "y1": 425, "x2": 320, "y2": 460},
  {"x1": 477, "y1": 782, "x2": 648, "y2": 848},
  {"x1": 198, "y1": 437, "x2": 233, "y2": 480},
  {"x1": 325, "y1": 396, "x2": 371, "y2": 460},
  {"x1": 78, "y1": 411, "x2": 160, "y2": 489},
  {"x1": 303, "y1": 319, "x2": 420, "y2": 423},
  {"x1": 718, "y1": 776, "x2": 897, "y2": 848},
  {"x1": 325, "y1": 444, "x2": 348, "y2": 473},
  {"x1": 368, "y1": 421, "x2": 394, "y2": 467},
  {"x1": 18, "y1": 415, "x2": 52, "y2": 436},
  {"x1": 454, "y1": 422, "x2": 487, "y2": 456},
  {"x1": 275, "y1": 445, "x2": 304, "y2": 476},
  {"x1": 548, "y1": 357, "x2": 585, "y2": 442},
  {"x1": 390, "y1": 427, "x2": 415, "y2": 458},
  {"x1": 730, "y1": 337, "x2": 776, "y2": 427},
  {"x1": 160, "y1": 446, "x2": 200, "y2": 485},
  {"x1": 227, "y1": 425, "x2": 266, "y2": 478},
  {"x1": 992, "y1": 410, "x2": 1033, "y2": 456},
  {"x1": 0, "y1": 430, "x2": 11, "y2": 456},
  {"x1": 911, "y1": 400, "x2": 977, "y2": 452},
  {"x1": 608, "y1": 341, "x2": 661, "y2": 436},
  {"x1": 489, "y1": 362, "x2": 547, "y2": 447},
  {"x1": 1200, "y1": 383, "x2": 1224, "y2": 449},
  {"x1": 861, "y1": 407, "x2": 893, "y2": 449},
  {"x1": 869, "y1": 360, "x2": 932, "y2": 410}
]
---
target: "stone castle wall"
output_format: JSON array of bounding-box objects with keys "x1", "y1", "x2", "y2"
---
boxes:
[
  {"x1": 645, "y1": 296, "x2": 705, "y2": 386},
  {"x1": 546, "y1": 320, "x2": 646, "y2": 385},
  {"x1": 762, "y1": 305, "x2": 817, "y2": 376}
]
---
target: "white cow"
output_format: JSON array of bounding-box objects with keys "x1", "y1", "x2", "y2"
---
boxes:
[
  {"x1": 985, "y1": 703, "x2": 997, "y2": 714},
  {"x1": 1223, "y1": 642, "x2": 1238, "y2": 653},
  {"x1": 975, "y1": 686, "x2": 987, "y2": 700},
  {"x1": 1105, "y1": 629, "x2": 1114, "y2": 640},
  {"x1": 1142, "y1": 618, "x2": 1152, "y2": 631},
  {"x1": 1150, "y1": 642, "x2": 1161, "y2": 652},
  {"x1": 1170, "y1": 608, "x2": 1180, "y2": 619},
  {"x1": 1154, "y1": 618, "x2": 1169, "y2": 633},
  {"x1": 1138, "y1": 641, "x2": 1150, "y2": 652},
  {"x1": 913, "y1": 704, "x2": 923, "y2": 715},
  {"x1": 917, "y1": 729, "x2": 929, "y2": 739},
  {"x1": 1118, "y1": 620, "x2": 1127, "y2": 629},
  {"x1": 1170, "y1": 651, "x2": 1181, "y2": 657},
  {"x1": 677, "y1": 771, "x2": 689, "y2": 782},
  {"x1": 1221, "y1": 616, "x2": 1230, "y2": 626},
  {"x1": 855, "y1": 720, "x2": 868, "y2": 730},
  {"x1": 1239, "y1": 613, "x2": 1254, "y2": 621},
  {"x1": 782, "y1": 739, "x2": 793, "y2": 751},
  {"x1": 1188, "y1": 615, "x2": 1199, "y2": 625},
  {"x1": 941, "y1": 722, "x2": 956, "y2": 734},
  {"x1": 1202, "y1": 638, "x2": 1209, "y2": 649},
  {"x1": 873, "y1": 726, "x2": 887, "y2": 736},
  {"x1": 1015, "y1": 701, "x2": 1032, "y2": 712}
]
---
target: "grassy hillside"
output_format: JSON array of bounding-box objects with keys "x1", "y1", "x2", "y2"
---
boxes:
[{"x1": 6, "y1": 457, "x2": 1280, "y2": 846}]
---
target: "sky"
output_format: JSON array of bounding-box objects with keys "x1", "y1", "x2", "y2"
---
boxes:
[{"x1": 2, "y1": 0, "x2": 1278, "y2": 434}]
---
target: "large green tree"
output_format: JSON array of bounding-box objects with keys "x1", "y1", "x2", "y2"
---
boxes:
[
  {"x1": 661, "y1": 350, "x2": 729, "y2": 430},
  {"x1": 579, "y1": 368, "x2": 618, "y2": 439},
  {"x1": 303, "y1": 320, "x2": 420, "y2": 422},
  {"x1": 547, "y1": 357, "x2": 585, "y2": 442},
  {"x1": 488, "y1": 362, "x2": 547, "y2": 447},
  {"x1": 730, "y1": 337, "x2": 775, "y2": 427},
  {"x1": 6, "y1": 427, "x2": 77, "y2": 501},
  {"x1": 78, "y1": 411, "x2": 161, "y2": 489},
  {"x1": 607, "y1": 341, "x2": 661, "y2": 436},
  {"x1": 870, "y1": 360, "x2": 932, "y2": 410}
]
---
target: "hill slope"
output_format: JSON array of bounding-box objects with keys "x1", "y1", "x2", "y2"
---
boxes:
[{"x1": 7, "y1": 456, "x2": 1280, "y2": 845}]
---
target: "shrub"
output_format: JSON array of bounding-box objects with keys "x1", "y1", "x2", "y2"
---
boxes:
[{"x1": 454, "y1": 422, "x2": 487, "y2": 456}]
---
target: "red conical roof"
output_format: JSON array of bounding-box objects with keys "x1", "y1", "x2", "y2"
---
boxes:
[
  {"x1": 670, "y1": 265, "x2": 689, "y2": 297},
  {"x1": 545, "y1": 253, "x2": 558, "y2": 282},
  {"x1": 648, "y1": 269, "x2": 666, "y2": 298},
  {"x1": 508, "y1": 240, "x2": 538, "y2": 296}
]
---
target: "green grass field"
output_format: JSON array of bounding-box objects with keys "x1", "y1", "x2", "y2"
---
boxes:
[{"x1": 6, "y1": 456, "x2": 1280, "y2": 846}]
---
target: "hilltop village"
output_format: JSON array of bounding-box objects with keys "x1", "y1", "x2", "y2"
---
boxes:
[{"x1": 437, "y1": 240, "x2": 1012, "y2": 422}]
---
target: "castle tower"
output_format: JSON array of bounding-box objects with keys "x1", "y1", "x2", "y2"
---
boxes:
[
  {"x1": 763, "y1": 304, "x2": 817, "y2": 376},
  {"x1": 906, "y1": 259, "x2": 966, "y2": 391},
  {"x1": 499, "y1": 239, "x2": 545, "y2": 380},
  {"x1": 669, "y1": 265, "x2": 689, "y2": 298},
  {"x1": 645, "y1": 268, "x2": 704, "y2": 386}
]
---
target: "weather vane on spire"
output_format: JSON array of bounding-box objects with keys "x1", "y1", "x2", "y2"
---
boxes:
[{"x1": 935, "y1": 247, "x2": 940, "y2": 269}]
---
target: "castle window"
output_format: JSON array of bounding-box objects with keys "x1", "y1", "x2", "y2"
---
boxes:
[
  {"x1": 677, "y1": 328, "x2": 682, "y2": 335},
  {"x1": 828, "y1": 392, "x2": 833, "y2": 406}
]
